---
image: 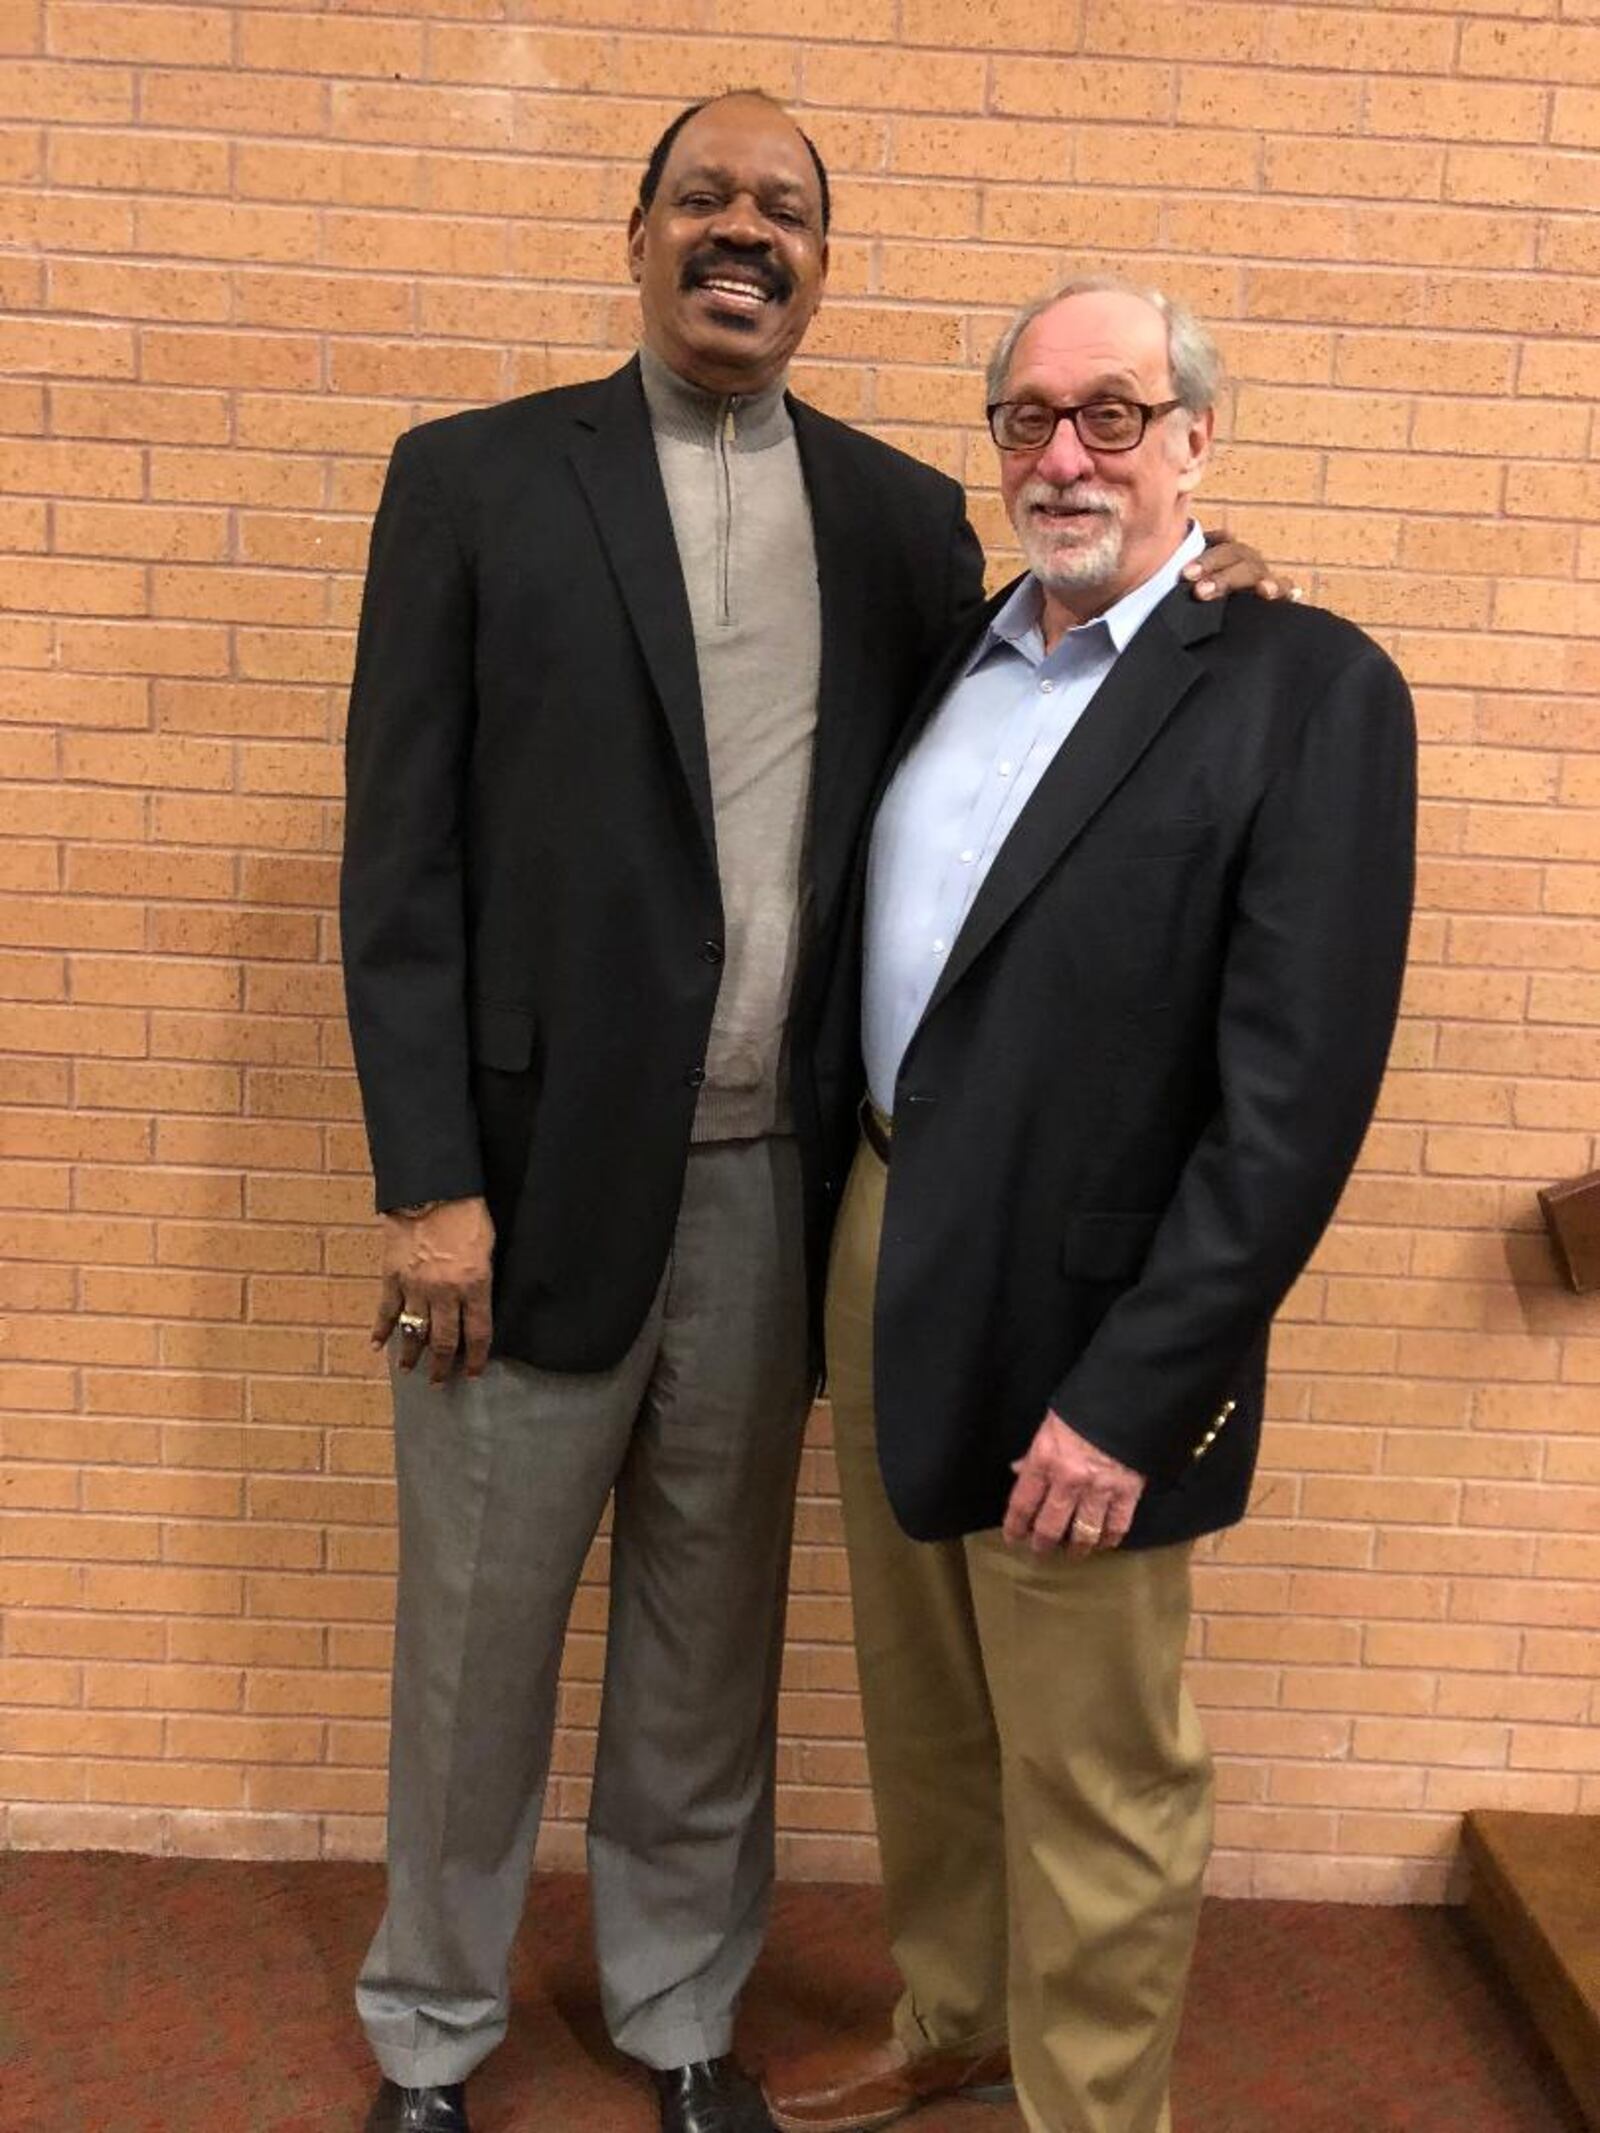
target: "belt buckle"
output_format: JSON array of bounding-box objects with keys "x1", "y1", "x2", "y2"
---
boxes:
[{"x1": 858, "y1": 1095, "x2": 892, "y2": 1163}]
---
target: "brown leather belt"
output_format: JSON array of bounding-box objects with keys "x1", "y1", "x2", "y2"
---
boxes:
[{"x1": 859, "y1": 1096, "x2": 892, "y2": 1163}]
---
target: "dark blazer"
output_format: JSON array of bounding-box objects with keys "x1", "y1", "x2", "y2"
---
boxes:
[
  {"x1": 824, "y1": 578, "x2": 1416, "y2": 1549},
  {"x1": 341, "y1": 356, "x2": 984, "y2": 1372}
]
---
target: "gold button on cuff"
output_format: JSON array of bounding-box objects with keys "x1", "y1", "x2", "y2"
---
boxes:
[{"x1": 1191, "y1": 1397, "x2": 1237, "y2": 1462}]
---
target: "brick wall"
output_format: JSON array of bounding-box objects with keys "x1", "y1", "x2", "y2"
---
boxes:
[{"x1": 2, "y1": 0, "x2": 1598, "y2": 1902}]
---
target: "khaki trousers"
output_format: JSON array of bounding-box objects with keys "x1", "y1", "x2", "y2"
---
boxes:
[{"x1": 827, "y1": 1132, "x2": 1213, "y2": 2133}]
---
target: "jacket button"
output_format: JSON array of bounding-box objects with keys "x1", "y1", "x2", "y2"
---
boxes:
[
  {"x1": 685, "y1": 1066, "x2": 706, "y2": 1088},
  {"x1": 701, "y1": 940, "x2": 724, "y2": 964}
]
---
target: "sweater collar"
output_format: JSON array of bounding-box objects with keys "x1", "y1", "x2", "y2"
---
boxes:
[{"x1": 639, "y1": 343, "x2": 793, "y2": 452}]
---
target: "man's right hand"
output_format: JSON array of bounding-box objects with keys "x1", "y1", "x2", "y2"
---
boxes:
[
  {"x1": 372, "y1": 1195, "x2": 495, "y2": 1384},
  {"x1": 1002, "y1": 1408, "x2": 1145, "y2": 1557}
]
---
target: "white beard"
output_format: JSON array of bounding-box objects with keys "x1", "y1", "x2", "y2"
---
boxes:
[{"x1": 1012, "y1": 480, "x2": 1125, "y2": 596}]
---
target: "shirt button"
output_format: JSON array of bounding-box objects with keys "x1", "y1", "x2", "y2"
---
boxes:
[
  {"x1": 932, "y1": 938, "x2": 946, "y2": 953},
  {"x1": 959, "y1": 850, "x2": 974, "y2": 863},
  {"x1": 1039, "y1": 678, "x2": 1054, "y2": 693},
  {"x1": 685, "y1": 1066, "x2": 706, "y2": 1088},
  {"x1": 700, "y1": 940, "x2": 724, "y2": 964},
  {"x1": 998, "y1": 761, "x2": 1013, "y2": 777}
]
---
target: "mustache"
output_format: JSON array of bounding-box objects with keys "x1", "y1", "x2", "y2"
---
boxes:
[
  {"x1": 1018, "y1": 481, "x2": 1120, "y2": 517},
  {"x1": 681, "y1": 244, "x2": 793, "y2": 304}
]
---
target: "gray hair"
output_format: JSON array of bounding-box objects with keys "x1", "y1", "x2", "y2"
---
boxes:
[{"x1": 984, "y1": 274, "x2": 1222, "y2": 415}]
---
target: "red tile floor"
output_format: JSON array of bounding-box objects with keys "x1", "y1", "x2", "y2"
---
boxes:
[{"x1": 0, "y1": 1858, "x2": 1586, "y2": 2133}]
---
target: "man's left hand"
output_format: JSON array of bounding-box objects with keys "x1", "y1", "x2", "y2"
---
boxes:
[
  {"x1": 1183, "y1": 532, "x2": 1302, "y2": 604},
  {"x1": 1002, "y1": 1409, "x2": 1146, "y2": 1557}
]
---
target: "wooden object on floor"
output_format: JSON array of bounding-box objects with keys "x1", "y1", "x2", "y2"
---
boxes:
[
  {"x1": 1539, "y1": 1168, "x2": 1600, "y2": 1292},
  {"x1": 1462, "y1": 1810, "x2": 1600, "y2": 2130}
]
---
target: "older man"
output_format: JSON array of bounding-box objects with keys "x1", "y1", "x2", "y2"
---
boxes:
[
  {"x1": 764, "y1": 280, "x2": 1416, "y2": 2133},
  {"x1": 342, "y1": 91, "x2": 1278, "y2": 2133}
]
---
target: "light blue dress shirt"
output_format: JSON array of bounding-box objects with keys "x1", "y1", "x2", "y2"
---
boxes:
[{"x1": 863, "y1": 521, "x2": 1207, "y2": 1115}]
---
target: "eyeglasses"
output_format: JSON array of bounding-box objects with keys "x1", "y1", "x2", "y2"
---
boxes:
[{"x1": 986, "y1": 396, "x2": 1184, "y2": 454}]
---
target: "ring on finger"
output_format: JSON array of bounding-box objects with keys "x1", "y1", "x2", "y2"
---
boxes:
[{"x1": 397, "y1": 1311, "x2": 429, "y2": 1339}]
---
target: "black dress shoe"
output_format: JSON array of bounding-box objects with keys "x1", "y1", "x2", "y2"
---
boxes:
[
  {"x1": 363, "y1": 2079, "x2": 471, "y2": 2133},
  {"x1": 652, "y1": 2056, "x2": 775, "y2": 2133}
]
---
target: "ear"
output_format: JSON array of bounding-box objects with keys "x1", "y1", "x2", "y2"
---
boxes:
[
  {"x1": 626, "y1": 204, "x2": 645, "y2": 286},
  {"x1": 1174, "y1": 404, "x2": 1214, "y2": 498}
]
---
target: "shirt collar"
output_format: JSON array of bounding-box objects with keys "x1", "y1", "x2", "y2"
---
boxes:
[{"x1": 967, "y1": 519, "x2": 1208, "y2": 674}]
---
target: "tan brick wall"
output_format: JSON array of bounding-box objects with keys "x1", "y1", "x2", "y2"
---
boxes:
[{"x1": 2, "y1": 0, "x2": 1598, "y2": 1901}]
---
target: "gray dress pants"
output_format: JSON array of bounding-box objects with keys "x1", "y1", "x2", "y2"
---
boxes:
[{"x1": 357, "y1": 1136, "x2": 812, "y2": 2088}]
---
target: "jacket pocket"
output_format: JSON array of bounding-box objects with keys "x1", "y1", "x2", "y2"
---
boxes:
[
  {"x1": 1059, "y1": 1210, "x2": 1162, "y2": 1280},
  {"x1": 469, "y1": 998, "x2": 536, "y2": 1072}
]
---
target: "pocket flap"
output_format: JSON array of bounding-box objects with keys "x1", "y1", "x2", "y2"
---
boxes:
[
  {"x1": 1060, "y1": 1210, "x2": 1161, "y2": 1279},
  {"x1": 469, "y1": 999, "x2": 535, "y2": 1071}
]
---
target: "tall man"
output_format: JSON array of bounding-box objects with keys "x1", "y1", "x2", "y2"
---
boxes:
[
  {"x1": 765, "y1": 280, "x2": 1416, "y2": 2133},
  {"x1": 341, "y1": 94, "x2": 1275, "y2": 2133}
]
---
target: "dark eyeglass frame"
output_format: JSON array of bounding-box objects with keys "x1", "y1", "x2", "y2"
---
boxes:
[{"x1": 986, "y1": 396, "x2": 1185, "y2": 454}]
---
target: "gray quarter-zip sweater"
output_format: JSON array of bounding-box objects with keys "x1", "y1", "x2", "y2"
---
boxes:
[{"x1": 641, "y1": 345, "x2": 823, "y2": 1144}]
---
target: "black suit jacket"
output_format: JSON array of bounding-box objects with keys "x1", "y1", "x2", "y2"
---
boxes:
[
  {"x1": 822, "y1": 579, "x2": 1416, "y2": 1548},
  {"x1": 340, "y1": 357, "x2": 984, "y2": 1371}
]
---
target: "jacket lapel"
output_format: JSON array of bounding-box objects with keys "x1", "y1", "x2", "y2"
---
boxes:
[
  {"x1": 791, "y1": 402, "x2": 869, "y2": 937},
  {"x1": 566, "y1": 358, "x2": 716, "y2": 867},
  {"x1": 921, "y1": 584, "x2": 1225, "y2": 1022}
]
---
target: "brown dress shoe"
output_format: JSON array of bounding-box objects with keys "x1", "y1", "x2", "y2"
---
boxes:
[{"x1": 762, "y1": 2027, "x2": 1012, "y2": 2133}]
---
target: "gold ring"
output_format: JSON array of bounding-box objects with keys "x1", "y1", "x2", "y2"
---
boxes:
[{"x1": 397, "y1": 1312, "x2": 429, "y2": 1339}]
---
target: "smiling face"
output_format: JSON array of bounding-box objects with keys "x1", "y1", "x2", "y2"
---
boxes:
[
  {"x1": 997, "y1": 288, "x2": 1213, "y2": 633},
  {"x1": 627, "y1": 95, "x2": 829, "y2": 398}
]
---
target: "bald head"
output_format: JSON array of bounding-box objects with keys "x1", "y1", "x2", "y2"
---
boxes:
[{"x1": 987, "y1": 274, "x2": 1220, "y2": 415}]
